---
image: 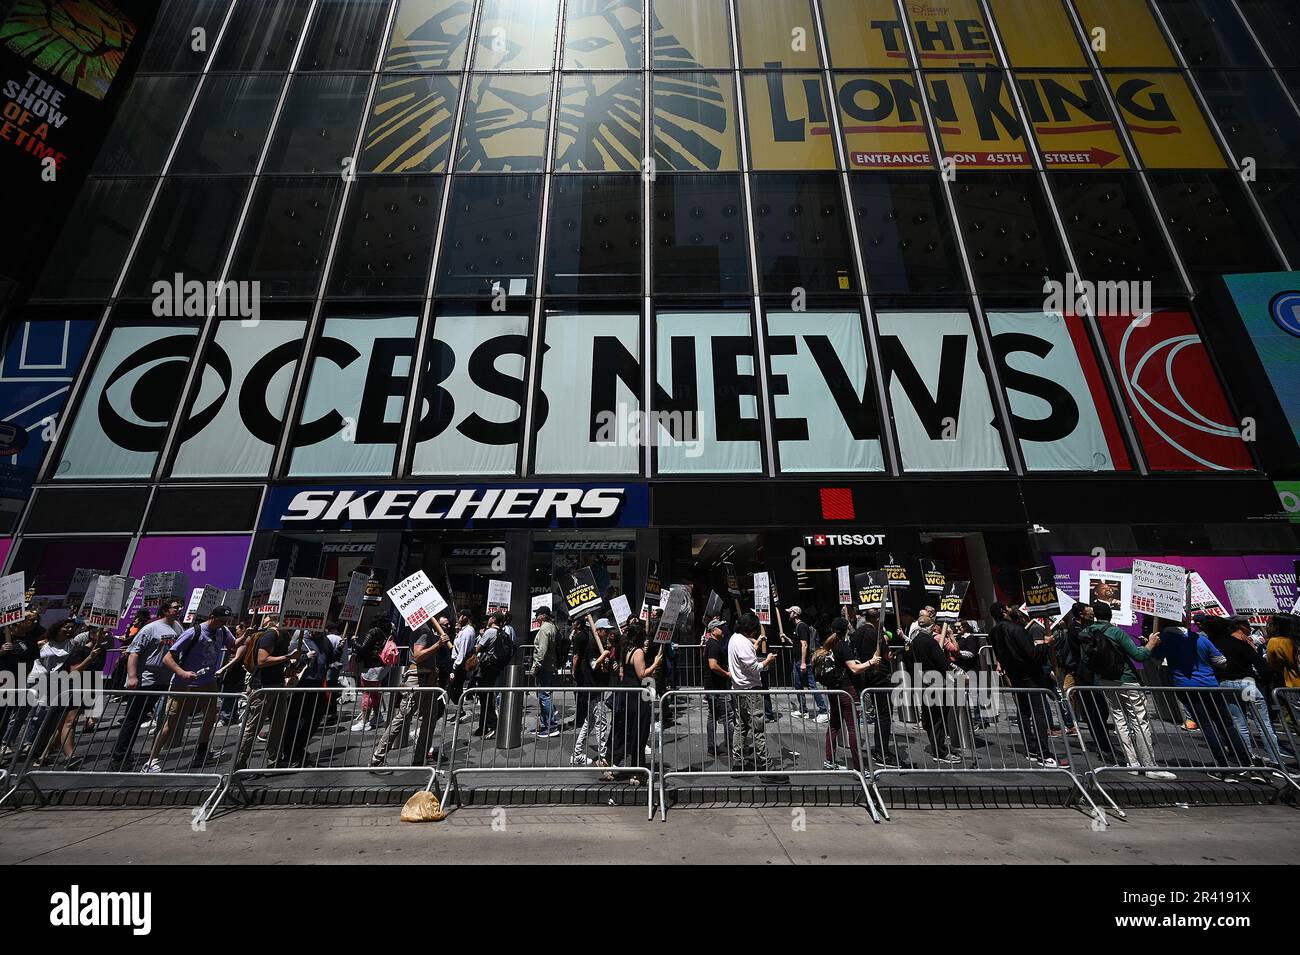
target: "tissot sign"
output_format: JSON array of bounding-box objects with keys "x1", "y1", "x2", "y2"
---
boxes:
[{"x1": 259, "y1": 484, "x2": 649, "y2": 531}]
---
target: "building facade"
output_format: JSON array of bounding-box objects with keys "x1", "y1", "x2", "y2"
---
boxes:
[{"x1": 1, "y1": 0, "x2": 1298, "y2": 629}]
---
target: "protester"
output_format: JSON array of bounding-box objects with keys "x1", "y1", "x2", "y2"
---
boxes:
[
  {"x1": 787, "y1": 605, "x2": 827, "y2": 722},
  {"x1": 702, "y1": 617, "x2": 733, "y2": 757},
  {"x1": 911, "y1": 615, "x2": 962, "y2": 764},
  {"x1": 370, "y1": 618, "x2": 449, "y2": 768},
  {"x1": 608, "y1": 620, "x2": 659, "y2": 783},
  {"x1": 449, "y1": 611, "x2": 477, "y2": 712},
  {"x1": 349, "y1": 617, "x2": 392, "y2": 732},
  {"x1": 279, "y1": 627, "x2": 339, "y2": 767},
  {"x1": 529, "y1": 606, "x2": 559, "y2": 737},
  {"x1": 988, "y1": 603, "x2": 1060, "y2": 767},
  {"x1": 10, "y1": 619, "x2": 82, "y2": 762},
  {"x1": 571, "y1": 617, "x2": 614, "y2": 766},
  {"x1": 34, "y1": 625, "x2": 106, "y2": 769},
  {"x1": 1266, "y1": 613, "x2": 1300, "y2": 742},
  {"x1": 1077, "y1": 601, "x2": 1175, "y2": 780},
  {"x1": 109, "y1": 599, "x2": 185, "y2": 770},
  {"x1": 1058, "y1": 602, "x2": 1120, "y2": 761},
  {"x1": 1204, "y1": 615, "x2": 1287, "y2": 770},
  {"x1": 0, "y1": 610, "x2": 43, "y2": 746},
  {"x1": 725, "y1": 613, "x2": 786, "y2": 783},
  {"x1": 473, "y1": 612, "x2": 513, "y2": 738},
  {"x1": 141, "y1": 605, "x2": 239, "y2": 774},
  {"x1": 813, "y1": 617, "x2": 878, "y2": 771},
  {"x1": 234, "y1": 615, "x2": 296, "y2": 770}
]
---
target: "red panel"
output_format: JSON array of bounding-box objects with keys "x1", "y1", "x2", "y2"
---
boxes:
[{"x1": 820, "y1": 487, "x2": 855, "y2": 520}]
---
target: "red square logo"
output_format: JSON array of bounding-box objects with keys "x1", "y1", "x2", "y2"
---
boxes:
[{"x1": 820, "y1": 487, "x2": 854, "y2": 521}]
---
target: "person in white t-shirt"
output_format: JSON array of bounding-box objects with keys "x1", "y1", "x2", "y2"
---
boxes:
[{"x1": 725, "y1": 613, "x2": 786, "y2": 783}]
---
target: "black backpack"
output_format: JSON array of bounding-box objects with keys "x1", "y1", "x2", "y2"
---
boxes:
[
  {"x1": 812, "y1": 647, "x2": 845, "y2": 689},
  {"x1": 1079, "y1": 624, "x2": 1125, "y2": 681},
  {"x1": 485, "y1": 628, "x2": 514, "y2": 671}
]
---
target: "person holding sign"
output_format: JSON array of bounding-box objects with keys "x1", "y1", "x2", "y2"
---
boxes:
[
  {"x1": 371, "y1": 617, "x2": 451, "y2": 768},
  {"x1": 530, "y1": 606, "x2": 560, "y2": 737},
  {"x1": 33, "y1": 625, "x2": 108, "y2": 770},
  {"x1": 571, "y1": 616, "x2": 615, "y2": 766},
  {"x1": 608, "y1": 620, "x2": 660, "y2": 784},
  {"x1": 109, "y1": 598, "x2": 185, "y2": 771},
  {"x1": 788, "y1": 606, "x2": 828, "y2": 722},
  {"x1": 726, "y1": 613, "x2": 787, "y2": 784},
  {"x1": 141, "y1": 605, "x2": 239, "y2": 774}
]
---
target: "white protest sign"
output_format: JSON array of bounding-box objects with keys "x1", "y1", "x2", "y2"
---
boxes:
[
  {"x1": 1079, "y1": 570, "x2": 1133, "y2": 626},
  {"x1": 259, "y1": 579, "x2": 285, "y2": 615},
  {"x1": 530, "y1": 591, "x2": 552, "y2": 631},
  {"x1": 486, "y1": 579, "x2": 512, "y2": 616},
  {"x1": 753, "y1": 572, "x2": 771, "y2": 626},
  {"x1": 338, "y1": 572, "x2": 368, "y2": 623},
  {"x1": 281, "y1": 577, "x2": 334, "y2": 630},
  {"x1": 1189, "y1": 572, "x2": 1228, "y2": 618},
  {"x1": 1131, "y1": 559, "x2": 1187, "y2": 620},
  {"x1": 609, "y1": 593, "x2": 632, "y2": 632},
  {"x1": 65, "y1": 567, "x2": 109, "y2": 613},
  {"x1": 249, "y1": 559, "x2": 278, "y2": 612},
  {"x1": 0, "y1": 572, "x2": 25, "y2": 627},
  {"x1": 654, "y1": 584, "x2": 687, "y2": 643},
  {"x1": 183, "y1": 585, "x2": 223, "y2": 624},
  {"x1": 1225, "y1": 579, "x2": 1278, "y2": 626},
  {"x1": 387, "y1": 571, "x2": 448, "y2": 629},
  {"x1": 837, "y1": 565, "x2": 851, "y2": 606}
]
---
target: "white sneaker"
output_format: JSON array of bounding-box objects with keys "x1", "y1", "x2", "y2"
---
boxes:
[
  {"x1": 1146, "y1": 770, "x2": 1177, "y2": 781},
  {"x1": 823, "y1": 760, "x2": 847, "y2": 770},
  {"x1": 814, "y1": 713, "x2": 829, "y2": 724},
  {"x1": 789, "y1": 710, "x2": 805, "y2": 719},
  {"x1": 141, "y1": 759, "x2": 162, "y2": 774},
  {"x1": 644, "y1": 745, "x2": 652, "y2": 757},
  {"x1": 570, "y1": 754, "x2": 593, "y2": 766},
  {"x1": 349, "y1": 719, "x2": 367, "y2": 732}
]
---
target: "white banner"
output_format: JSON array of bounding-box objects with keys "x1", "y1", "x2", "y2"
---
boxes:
[
  {"x1": 486, "y1": 579, "x2": 512, "y2": 616},
  {"x1": 837, "y1": 565, "x2": 851, "y2": 606},
  {"x1": 259, "y1": 579, "x2": 285, "y2": 616},
  {"x1": 654, "y1": 584, "x2": 686, "y2": 643},
  {"x1": 1225, "y1": 578, "x2": 1278, "y2": 625},
  {"x1": 282, "y1": 577, "x2": 334, "y2": 630},
  {"x1": 387, "y1": 571, "x2": 448, "y2": 629},
  {"x1": 1131, "y1": 559, "x2": 1187, "y2": 620},
  {"x1": 1079, "y1": 570, "x2": 1133, "y2": 627},
  {"x1": 338, "y1": 572, "x2": 368, "y2": 623},
  {"x1": 0, "y1": 572, "x2": 25, "y2": 627},
  {"x1": 530, "y1": 591, "x2": 552, "y2": 631},
  {"x1": 1189, "y1": 572, "x2": 1228, "y2": 618},
  {"x1": 250, "y1": 560, "x2": 279, "y2": 612},
  {"x1": 609, "y1": 593, "x2": 632, "y2": 632},
  {"x1": 753, "y1": 571, "x2": 771, "y2": 625}
]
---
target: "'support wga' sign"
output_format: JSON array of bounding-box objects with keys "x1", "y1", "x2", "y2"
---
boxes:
[
  {"x1": 935, "y1": 580, "x2": 970, "y2": 623},
  {"x1": 388, "y1": 571, "x2": 448, "y2": 629},
  {"x1": 1021, "y1": 565, "x2": 1057, "y2": 619},
  {"x1": 281, "y1": 577, "x2": 333, "y2": 630},
  {"x1": 561, "y1": 567, "x2": 603, "y2": 620}
]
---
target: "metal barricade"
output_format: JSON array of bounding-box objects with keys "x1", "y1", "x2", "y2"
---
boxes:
[
  {"x1": 656, "y1": 688, "x2": 882, "y2": 823},
  {"x1": 862, "y1": 681, "x2": 1106, "y2": 827},
  {"x1": 1066, "y1": 684, "x2": 1299, "y2": 817},
  {"x1": 1273, "y1": 687, "x2": 1300, "y2": 796},
  {"x1": 440, "y1": 685, "x2": 655, "y2": 819},
  {"x1": 1, "y1": 688, "x2": 244, "y2": 822},
  {"x1": 672, "y1": 643, "x2": 706, "y2": 689},
  {"x1": 220, "y1": 684, "x2": 450, "y2": 813}
]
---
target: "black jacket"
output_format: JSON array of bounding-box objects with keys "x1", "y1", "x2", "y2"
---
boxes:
[{"x1": 990, "y1": 619, "x2": 1049, "y2": 681}]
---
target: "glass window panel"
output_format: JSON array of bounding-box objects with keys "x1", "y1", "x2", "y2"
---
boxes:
[
  {"x1": 766, "y1": 310, "x2": 884, "y2": 473},
  {"x1": 737, "y1": 0, "x2": 821, "y2": 70},
  {"x1": 91, "y1": 75, "x2": 197, "y2": 176},
  {"x1": 1107, "y1": 72, "x2": 1226, "y2": 169},
  {"x1": 849, "y1": 172, "x2": 964, "y2": 295},
  {"x1": 435, "y1": 174, "x2": 543, "y2": 295},
  {"x1": 821, "y1": 0, "x2": 911, "y2": 69},
  {"x1": 228, "y1": 175, "x2": 346, "y2": 298},
  {"x1": 533, "y1": 311, "x2": 641, "y2": 474},
  {"x1": 171, "y1": 73, "x2": 285, "y2": 175},
  {"x1": 171, "y1": 319, "x2": 308, "y2": 478},
  {"x1": 329, "y1": 175, "x2": 443, "y2": 297},
  {"x1": 1148, "y1": 169, "x2": 1281, "y2": 290},
  {"x1": 876, "y1": 310, "x2": 1008, "y2": 472},
  {"x1": 473, "y1": 0, "x2": 560, "y2": 70},
  {"x1": 987, "y1": 0, "x2": 1086, "y2": 67},
  {"x1": 652, "y1": 173, "x2": 749, "y2": 295},
  {"x1": 544, "y1": 174, "x2": 641, "y2": 295},
  {"x1": 291, "y1": 314, "x2": 419, "y2": 477},
  {"x1": 121, "y1": 177, "x2": 251, "y2": 298},
  {"x1": 1155, "y1": 0, "x2": 1266, "y2": 68},
  {"x1": 1049, "y1": 171, "x2": 1182, "y2": 293},
  {"x1": 555, "y1": 73, "x2": 642, "y2": 170},
  {"x1": 412, "y1": 311, "x2": 530, "y2": 475},
  {"x1": 138, "y1": 0, "x2": 230, "y2": 72},
  {"x1": 1197, "y1": 70, "x2": 1300, "y2": 170},
  {"x1": 1238, "y1": 0, "x2": 1300, "y2": 69},
  {"x1": 905, "y1": 0, "x2": 998, "y2": 68},
  {"x1": 652, "y1": 71, "x2": 739, "y2": 171},
  {"x1": 654, "y1": 311, "x2": 762, "y2": 474},
  {"x1": 744, "y1": 73, "x2": 836, "y2": 170},
  {"x1": 1016, "y1": 72, "x2": 1130, "y2": 170},
  {"x1": 1251, "y1": 170, "x2": 1300, "y2": 264},
  {"x1": 651, "y1": 0, "x2": 732, "y2": 69},
  {"x1": 927, "y1": 70, "x2": 1032, "y2": 170},
  {"x1": 56, "y1": 323, "x2": 200, "y2": 480},
  {"x1": 563, "y1": 0, "x2": 643, "y2": 70},
  {"x1": 361, "y1": 73, "x2": 460, "y2": 173},
  {"x1": 1073, "y1": 0, "x2": 1178, "y2": 67},
  {"x1": 457, "y1": 73, "x2": 552, "y2": 171},
  {"x1": 837, "y1": 73, "x2": 934, "y2": 171},
  {"x1": 263, "y1": 73, "x2": 369, "y2": 174},
  {"x1": 383, "y1": 0, "x2": 473, "y2": 71},
  {"x1": 1098, "y1": 309, "x2": 1253, "y2": 471},
  {"x1": 751, "y1": 172, "x2": 856, "y2": 295},
  {"x1": 300, "y1": 0, "x2": 389, "y2": 70},
  {"x1": 31, "y1": 179, "x2": 153, "y2": 300},
  {"x1": 212, "y1": 0, "x2": 313, "y2": 72},
  {"x1": 949, "y1": 172, "x2": 1070, "y2": 295},
  {"x1": 987, "y1": 311, "x2": 1132, "y2": 472}
]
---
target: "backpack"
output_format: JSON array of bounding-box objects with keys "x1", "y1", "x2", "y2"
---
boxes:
[
  {"x1": 812, "y1": 647, "x2": 845, "y2": 689},
  {"x1": 1079, "y1": 624, "x2": 1125, "y2": 682},
  {"x1": 485, "y1": 628, "x2": 513, "y2": 671}
]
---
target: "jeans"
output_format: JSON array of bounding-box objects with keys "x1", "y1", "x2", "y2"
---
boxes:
[
  {"x1": 791, "y1": 661, "x2": 827, "y2": 714},
  {"x1": 534, "y1": 666, "x2": 556, "y2": 731},
  {"x1": 370, "y1": 671, "x2": 441, "y2": 766},
  {"x1": 110, "y1": 691, "x2": 156, "y2": 764},
  {"x1": 706, "y1": 694, "x2": 733, "y2": 755},
  {"x1": 826, "y1": 694, "x2": 863, "y2": 771},
  {"x1": 1177, "y1": 690, "x2": 1250, "y2": 767},
  {"x1": 1217, "y1": 678, "x2": 1285, "y2": 764},
  {"x1": 730, "y1": 692, "x2": 773, "y2": 771}
]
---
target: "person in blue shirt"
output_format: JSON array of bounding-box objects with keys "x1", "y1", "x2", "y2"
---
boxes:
[{"x1": 1147, "y1": 615, "x2": 1251, "y2": 775}]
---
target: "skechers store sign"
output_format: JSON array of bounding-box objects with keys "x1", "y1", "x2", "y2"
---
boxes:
[{"x1": 260, "y1": 484, "x2": 648, "y2": 531}]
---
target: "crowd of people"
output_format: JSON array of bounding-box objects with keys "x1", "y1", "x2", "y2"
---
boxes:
[{"x1": 2, "y1": 584, "x2": 1299, "y2": 789}]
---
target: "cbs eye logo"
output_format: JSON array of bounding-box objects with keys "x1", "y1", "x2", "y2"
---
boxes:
[{"x1": 1268, "y1": 290, "x2": 1300, "y2": 339}]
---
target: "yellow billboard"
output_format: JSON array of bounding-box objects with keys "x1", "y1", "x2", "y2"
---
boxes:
[
  {"x1": 1072, "y1": 0, "x2": 1177, "y2": 68},
  {"x1": 987, "y1": 0, "x2": 1086, "y2": 67},
  {"x1": 821, "y1": 0, "x2": 911, "y2": 68},
  {"x1": 836, "y1": 73, "x2": 934, "y2": 169},
  {"x1": 1017, "y1": 72, "x2": 1128, "y2": 169},
  {"x1": 927, "y1": 70, "x2": 1032, "y2": 169},
  {"x1": 904, "y1": 0, "x2": 999, "y2": 68},
  {"x1": 737, "y1": 0, "x2": 821, "y2": 69},
  {"x1": 1107, "y1": 72, "x2": 1226, "y2": 168},
  {"x1": 744, "y1": 72, "x2": 837, "y2": 169}
]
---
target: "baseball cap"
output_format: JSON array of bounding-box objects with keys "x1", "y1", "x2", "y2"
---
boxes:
[
  {"x1": 787, "y1": 605, "x2": 802, "y2": 616},
  {"x1": 706, "y1": 618, "x2": 724, "y2": 631},
  {"x1": 212, "y1": 605, "x2": 234, "y2": 618},
  {"x1": 594, "y1": 618, "x2": 613, "y2": 630}
]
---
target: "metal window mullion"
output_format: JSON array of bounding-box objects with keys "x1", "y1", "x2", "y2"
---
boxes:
[
  {"x1": 30, "y1": 0, "x2": 242, "y2": 489},
  {"x1": 727, "y1": 0, "x2": 777, "y2": 479},
  {"x1": 518, "y1": 0, "x2": 569, "y2": 477},
  {"x1": 889, "y1": 0, "x2": 1024, "y2": 476},
  {"x1": 1145, "y1": 0, "x2": 1290, "y2": 269},
  {"x1": 978, "y1": 0, "x2": 1149, "y2": 477},
  {"x1": 810, "y1": 0, "x2": 901, "y2": 476},
  {"x1": 266, "y1": 0, "x2": 408, "y2": 481},
  {"x1": 1229, "y1": 0, "x2": 1300, "y2": 126},
  {"x1": 642, "y1": 0, "x2": 652, "y2": 479}
]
